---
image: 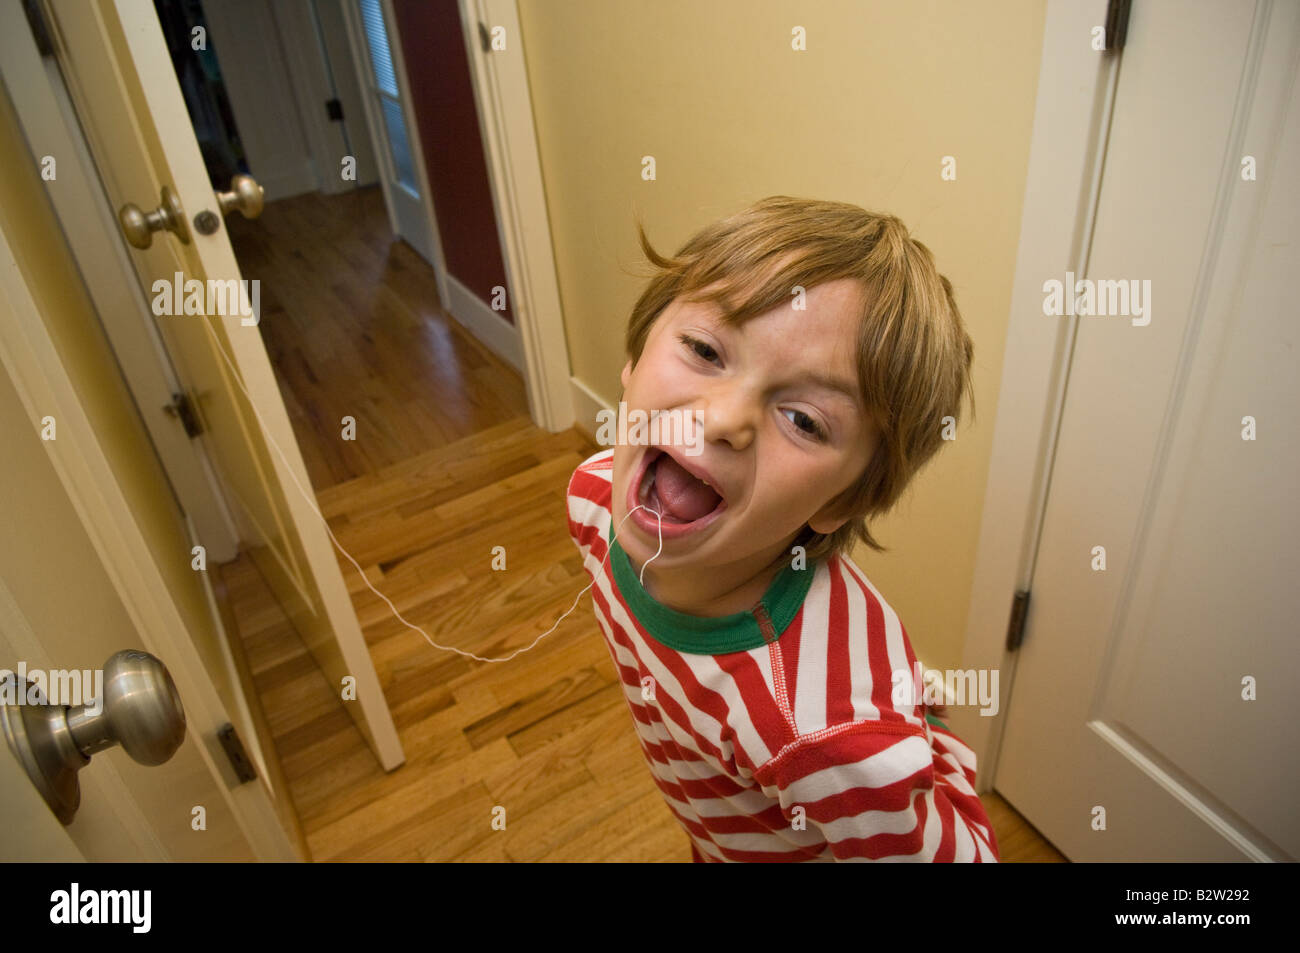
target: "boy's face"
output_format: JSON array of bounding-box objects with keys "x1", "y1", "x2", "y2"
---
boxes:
[{"x1": 611, "y1": 278, "x2": 879, "y2": 579}]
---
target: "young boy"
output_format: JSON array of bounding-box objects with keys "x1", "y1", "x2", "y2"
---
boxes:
[{"x1": 566, "y1": 196, "x2": 999, "y2": 862}]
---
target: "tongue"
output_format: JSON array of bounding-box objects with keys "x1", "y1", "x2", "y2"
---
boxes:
[{"x1": 653, "y1": 454, "x2": 721, "y2": 522}]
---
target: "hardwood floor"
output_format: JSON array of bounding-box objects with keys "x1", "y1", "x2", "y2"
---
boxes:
[
  {"x1": 224, "y1": 186, "x2": 529, "y2": 491},
  {"x1": 985, "y1": 790, "x2": 1069, "y2": 863},
  {"x1": 221, "y1": 419, "x2": 684, "y2": 861},
  {"x1": 217, "y1": 188, "x2": 1066, "y2": 862}
]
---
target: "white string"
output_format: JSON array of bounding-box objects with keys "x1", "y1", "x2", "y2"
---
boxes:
[
  {"x1": 631, "y1": 508, "x2": 665, "y2": 588},
  {"x1": 196, "y1": 314, "x2": 663, "y2": 663}
]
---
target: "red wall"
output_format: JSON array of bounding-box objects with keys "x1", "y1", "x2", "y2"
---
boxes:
[{"x1": 391, "y1": 0, "x2": 513, "y2": 323}]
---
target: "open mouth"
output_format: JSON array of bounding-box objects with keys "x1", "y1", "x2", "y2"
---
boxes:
[{"x1": 628, "y1": 448, "x2": 727, "y2": 538}]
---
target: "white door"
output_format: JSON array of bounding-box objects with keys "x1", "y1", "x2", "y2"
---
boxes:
[
  {"x1": 0, "y1": 732, "x2": 84, "y2": 862},
  {"x1": 995, "y1": 0, "x2": 1298, "y2": 861},
  {"x1": 197, "y1": 0, "x2": 321, "y2": 201},
  {"x1": 38, "y1": 0, "x2": 403, "y2": 772},
  {"x1": 346, "y1": 0, "x2": 437, "y2": 263},
  {"x1": 0, "y1": 5, "x2": 241, "y2": 565},
  {"x1": 0, "y1": 255, "x2": 279, "y2": 859}
]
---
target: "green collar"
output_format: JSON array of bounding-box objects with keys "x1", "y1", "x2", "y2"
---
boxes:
[{"x1": 607, "y1": 521, "x2": 816, "y2": 656}]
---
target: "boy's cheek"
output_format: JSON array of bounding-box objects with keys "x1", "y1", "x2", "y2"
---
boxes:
[
  {"x1": 761, "y1": 479, "x2": 831, "y2": 524},
  {"x1": 609, "y1": 448, "x2": 627, "y2": 500}
]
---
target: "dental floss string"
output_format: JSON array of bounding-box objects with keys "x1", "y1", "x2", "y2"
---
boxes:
[{"x1": 198, "y1": 315, "x2": 663, "y2": 663}]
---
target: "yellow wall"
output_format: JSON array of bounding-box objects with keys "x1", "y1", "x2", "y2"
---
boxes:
[{"x1": 518, "y1": 0, "x2": 1046, "y2": 668}]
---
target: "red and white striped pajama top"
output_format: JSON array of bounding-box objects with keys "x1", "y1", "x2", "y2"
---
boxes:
[{"x1": 566, "y1": 448, "x2": 1000, "y2": 862}]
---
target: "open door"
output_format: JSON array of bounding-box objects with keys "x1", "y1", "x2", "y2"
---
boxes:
[
  {"x1": 344, "y1": 0, "x2": 437, "y2": 264},
  {"x1": 38, "y1": 0, "x2": 403, "y2": 772},
  {"x1": 0, "y1": 124, "x2": 288, "y2": 858}
]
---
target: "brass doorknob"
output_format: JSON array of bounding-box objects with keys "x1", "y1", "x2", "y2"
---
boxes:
[
  {"x1": 1, "y1": 650, "x2": 186, "y2": 825},
  {"x1": 117, "y1": 185, "x2": 192, "y2": 249},
  {"x1": 215, "y1": 174, "x2": 264, "y2": 219}
]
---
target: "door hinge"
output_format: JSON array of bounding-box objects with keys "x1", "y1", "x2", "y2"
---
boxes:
[
  {"x1": 478, "y1": 20, "x2": 491, "y2": 53},
  {"x1": 1104, "y1": 0, "x2": 1131, "y2": 53},
  {"x1": 325, "y1": 97, "x2": 344, "y2": 121},
  {"x1": 1005, "y1": 589, "x2": 1031, "y2": 651},
  {"x1": 217, "y1": 723, "x2": 259, "y2": 783},
  {"x1": 163, "y1": 391, "x2": 205, "y2": 438}
]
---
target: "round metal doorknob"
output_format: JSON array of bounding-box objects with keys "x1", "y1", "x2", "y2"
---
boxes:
[
  {"x1": 117, "y1": 185, "x2": 192, "y2": 249},
  {"x1": 215, "y1": 174, "x2": 264, "y2": 219},
  {"x1": 65, "y1": 650, "x2": 187, "y2": 764},
  {"x1": 1, "y1": 650, "x2": 186, "y2": 825}
]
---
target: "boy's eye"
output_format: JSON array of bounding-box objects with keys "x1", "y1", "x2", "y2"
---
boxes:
[
  {"x1": 783, "y1": 408, "x2": 827, "y2": 441},
  {"x1": 679, "y1": 333, "x2": 719, "y2": 363}
]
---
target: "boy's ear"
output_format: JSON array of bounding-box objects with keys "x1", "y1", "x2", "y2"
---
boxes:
[
  {"x1": 807, "y1": 480, "x2": 861, "y2": 536},
  {"x1": 807, "y1": 504, "x2": 850, "y2": 537},
  {"x1": 620, "y1": 358, "x2": 633, "y2": 390}
]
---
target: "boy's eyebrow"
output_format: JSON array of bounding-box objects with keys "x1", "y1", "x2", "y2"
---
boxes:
[
  {"x1": 801, "y1": 370, "x2": 862, "y2": 406},
  {"x1": 701, "y1": 312, "x2": 862, "y2": 407}
]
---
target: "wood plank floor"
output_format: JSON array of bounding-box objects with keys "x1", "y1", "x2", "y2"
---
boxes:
[
  {"x1": 224, "y1": 185, "x2": 529, "y2": 491},
  {"x1": 218, "y1": 187, "x2": 1066, "y2": 862}
]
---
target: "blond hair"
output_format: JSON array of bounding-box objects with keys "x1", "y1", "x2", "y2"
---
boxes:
[{"x1": 624, "y1": 196, "x2": 975, "y2": 561}]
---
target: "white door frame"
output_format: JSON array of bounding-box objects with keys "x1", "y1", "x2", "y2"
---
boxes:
[
  {"x1": 458, "y1": 0, "x2": 575, "y2": 432},
  {"x1": 946, "y1": 0, "x2": 1118, "y2": 786}
]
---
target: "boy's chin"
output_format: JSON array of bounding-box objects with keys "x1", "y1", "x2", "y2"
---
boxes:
[{"x1": 618, "y1": 535, "x2": 715, "y2": 585}]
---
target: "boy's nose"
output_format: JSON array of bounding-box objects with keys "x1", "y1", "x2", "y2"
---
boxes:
[{"x1": 700, "y1": 386, "x2": 757, "y2": 452}]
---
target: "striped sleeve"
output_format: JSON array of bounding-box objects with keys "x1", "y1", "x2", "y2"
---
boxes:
[
  {"x1": 763, "y1": 722, "x2": 1001, "y2": 862},
  {"x1": 566, "y1": 449, "x2": 614, "y2": 562}
]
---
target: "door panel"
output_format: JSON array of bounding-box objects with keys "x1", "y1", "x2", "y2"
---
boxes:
[
  {"x1": 995, "y1": 0, "x2": 1297, "y2": 861},
  {"x1": 0, "y1": 730, "x2": 85, "y2": 862},
  {"x1": 41, "y1": 0, "x2": 403, "y2": 771}
]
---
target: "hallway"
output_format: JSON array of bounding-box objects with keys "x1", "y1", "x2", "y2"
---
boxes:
[{"x1": 212, "y1": 188, "x2": 1057, "y2": 861}]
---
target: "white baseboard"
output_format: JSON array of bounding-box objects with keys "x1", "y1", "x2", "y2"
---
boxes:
[
  {"x1": 443, "y1": 272, "x2": 524, "y2": 370},
  {"x1": 569, "y1": 376, "x2": 614, "y2": 438}
]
